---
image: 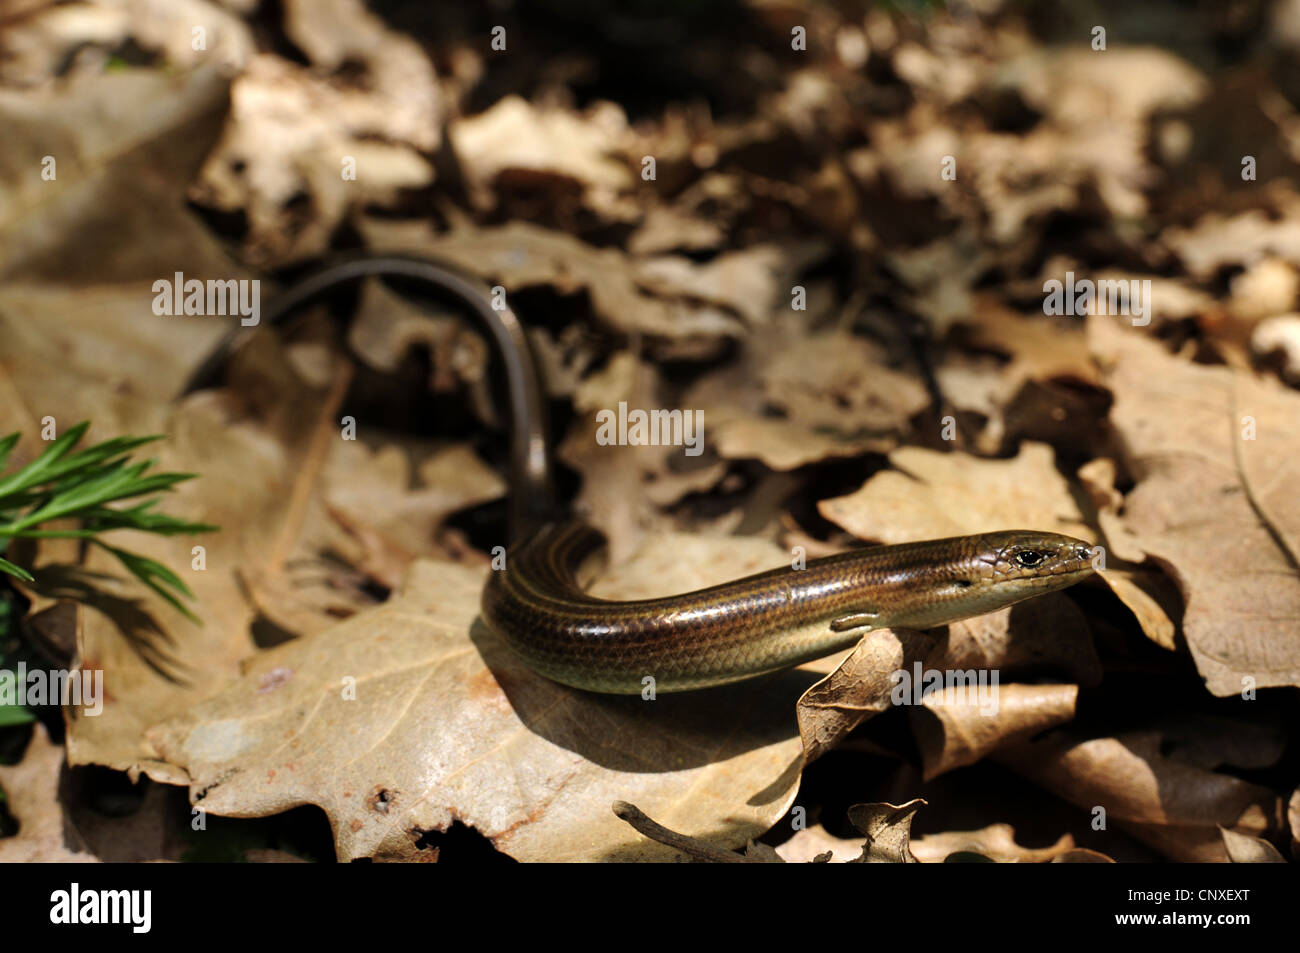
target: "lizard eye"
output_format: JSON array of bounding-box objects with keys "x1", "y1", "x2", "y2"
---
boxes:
[{"x1": 1014, "y1": 550, "x2": 1045, "y2": 568}]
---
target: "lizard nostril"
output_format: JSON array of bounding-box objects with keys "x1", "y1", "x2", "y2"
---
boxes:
[{"x1": 1076, "y1": 546, "x2": 1092, "y2": 560}]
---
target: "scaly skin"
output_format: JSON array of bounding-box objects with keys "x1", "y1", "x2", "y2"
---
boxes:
[
  {"x1": 184, "y1": 255, "x2": 1098, "y2": 695},
  {"x1": 482, "y1": 522, "x2": 1096, "y2": 693}
]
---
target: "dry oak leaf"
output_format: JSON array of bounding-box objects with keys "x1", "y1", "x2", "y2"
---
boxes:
[
  {"x1": 1050, "y1": 848, "x2": 1116, "y2": 863},
  {"x1": 677, "y1": 331, "x2": 898, "y2": 471},
  {"x1": 321, "y1": 440, "x2": 506, "y2": 587},
  {"x1": 937, "y1": 592, "x2": 1102, "y2": 688},
  {"x1": 1077, "y1": 457, "x2": 1180, "y2": 651},
  {"x1": 147, "y1": 544, "x2": 818, "y2": 862},
  {"x1": 796, "y1": 629, "x2": 936, "y2": 764},
  {"x1": 910, "y1": 823, "x2": 1081, "y2": 864},
  {"x1": 1163, "y1": 209, "x2": 1300, "y2": 280},
  {"x1": 61, "y1": 397, "x2": 311, "y2": 781},
  {"x1": 627, "y1": 204, "x2": 726, "y2": 256},
  {"x1": 0, "y1": 282, "x2": 233, "y2": 419},
  {"x1": 448, "y1": 95, "x2": 633, "y2": 214},
  {"x1": 555, "y1": 351, "x2": 690, "y2": 563},
  {"x1": 775, "y1": 824, "x2": 874, "y2": 864},
  {"x1": 48, "y1": 310, "x2": 386, "y2": 780},
  {"x1": 193, "y1": 53, "x2": 435, "y2": 264},
  {"x1": 1089, "y1": 270, "x2": 1214, "y2": 327},
  {"x1": 1219, "y1": 826, "x2": 1287, "y2": 863},
  {"x1": 1002, "y1": 47, "x2": 1207, "y2": 221},
  {"x1": 282, "y1": 0, "x2": 442, "y2": 151},
  {"x1": 885, "y1": 229, "x2": 992, "y2": 335},
  {"x1": 1075, "y1": 457, "x2": 1147, "y2": 564},
  {"x1": 845, "y1": 800, "x2": 924, "y2": 863},
  {"x1": 1289, "y1": 787, "x2": 1300, "y2": 856},
  {"x1": 0, "y1": 0, "x2": 251, "y2": 85},
  {"x1": 244, "y1": 437, "x2": 507, "y2": 638},
  {"x1": 0, "y1": 724, "x2": 97, "y2": 863},
  {"x1": 796, "y1": 589, "x2": 1098, "y2": 764},
  {"x1": 911, "y1": 683, "x2": 1078, "y2": 781},
  {"x1": 565, "y1": 352, "x2": 727, "y2": 512},
  {"x1": 996, "y1": 730, "x2": 1281, "y2": 863},
  {"x1": 1150, "y1": 713, "x2": 1286, "y2": 773},
  {"x1": 1229, "y1": 259, "x2": 1299, "y2": 323},
  {"x1": 967, "y1": 294, "x2": 1098, "y2": 391},
  {"x1": 633, "y1": 243, "x2": 825, "y2": 328},
  {"x1": 818, "y1": 441, "x2": 1092, "y2": 543},
  {"x1": 1251, "y1": 313, "x2": 1300, "y2": 385},
  {"x1": 357, "y1": 218, "x2": 748, "y2": 345},
  {"x1": 708, "y1": 413, "x2": 892, "y2": 472},
  {"x1": 0, "y1": 66, "x2": 236, "y2": 285},
  {"x1": 347, "y1": 278, "x2": 490, "y2": 394},
  {"x1": 1090, "y1": 315, "x2": 1300, "y2": 694},
  {"x1": 759, "y1": 331, "x2": 930, "y2": 433},
  {"x1": 0, "y1": 338, "x2": 328, "y2": 780}
]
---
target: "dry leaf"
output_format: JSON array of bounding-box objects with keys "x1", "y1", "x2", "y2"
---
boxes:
[
  {"x1": 819, "y1": 441, "x2": 1092, "y2": 543},
  {"x1": 0, "y1": 66, "x2": 235, "y2": 284},
  {"x1": 146, "y1": 549, "x2": 813, "y2": 861},
  {"x1": 796, "y1": 629, "x2": 936, "y2": 764},
  {"x1": 0, "y1": 724, "x2": 98, "y2": 863},
  {"x1": 997, "y1": 730, "x2": 1281, "y2": 862},
  {"x1": 1164, "y1": 210, "x2": 1300, "y2": 280},
  {"x1": 760, "y1": 331, "x2": 930, "y2": 432},
  {"x1": 635, "y1": 243, "x2": 824, "y2": 327},
  {"x1": 911, "y1": 823, "x2": 1080, "y2": 863},
  {"x1": 938, "y1": 592, "x2": 1103, "y2": 687},
  {"x1": 845, "y1": 799, "x2": 924, "y2": 863},
  {"x1": 1090, "y1": 316, "x2": 1300, "y2": 694},
  {"x1": 1219, "y1": 826, "x2": 1286, "y2": 863},
  {"x1": 358, "y1": 219, "x2": 749, "y2": 345},
  {"x1": 193, "y1": 55, "x2": 435, "y2": 264},
  {"x1": 912, "y1": 683, "x2": 1078, "y2": 781},
  {"x1": 449, "y1": 95, "x2": 633, "y2": 214},
  {"x1": 1252, "y1": 314, "x2": 1300, "y2": 384},
  {"x1": 1289, "y1": 787, "x2": 1300, "y2": 857},
  {"x1": 709, "y1": 413, "x2": 891, "y2": 472},
  {"x1": 775, "y1": 824, "x2": 869, "y2": 863}
]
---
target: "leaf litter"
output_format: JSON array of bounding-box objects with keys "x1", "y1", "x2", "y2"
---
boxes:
[{"x1": 0, "y1": 0, "x2": 1297, "y2": 864}]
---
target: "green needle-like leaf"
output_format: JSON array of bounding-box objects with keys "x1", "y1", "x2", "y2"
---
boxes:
[
  {"x1": 0, "y1": 426, "x2": 216, "y2": 617},
  {"x1": 0, "y1": 433, "x2": 19, "y2": 475},
  {"x1": 93, "y1": 542, "x2": 199, "y2": 622},
  {"x1": 0, "y1": 556, "x2": 34, "y2": 582},
  {"x1": 0, "y1": 702, "x2": 35, "y2": 727}
]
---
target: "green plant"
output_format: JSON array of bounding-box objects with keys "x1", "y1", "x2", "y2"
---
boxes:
[
  {"x1": 0, "y1": 592, "x2": 33, "y2": 727},
  {"x1": 0, "y1": 422, "x2": 217, "y2": 620}
]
